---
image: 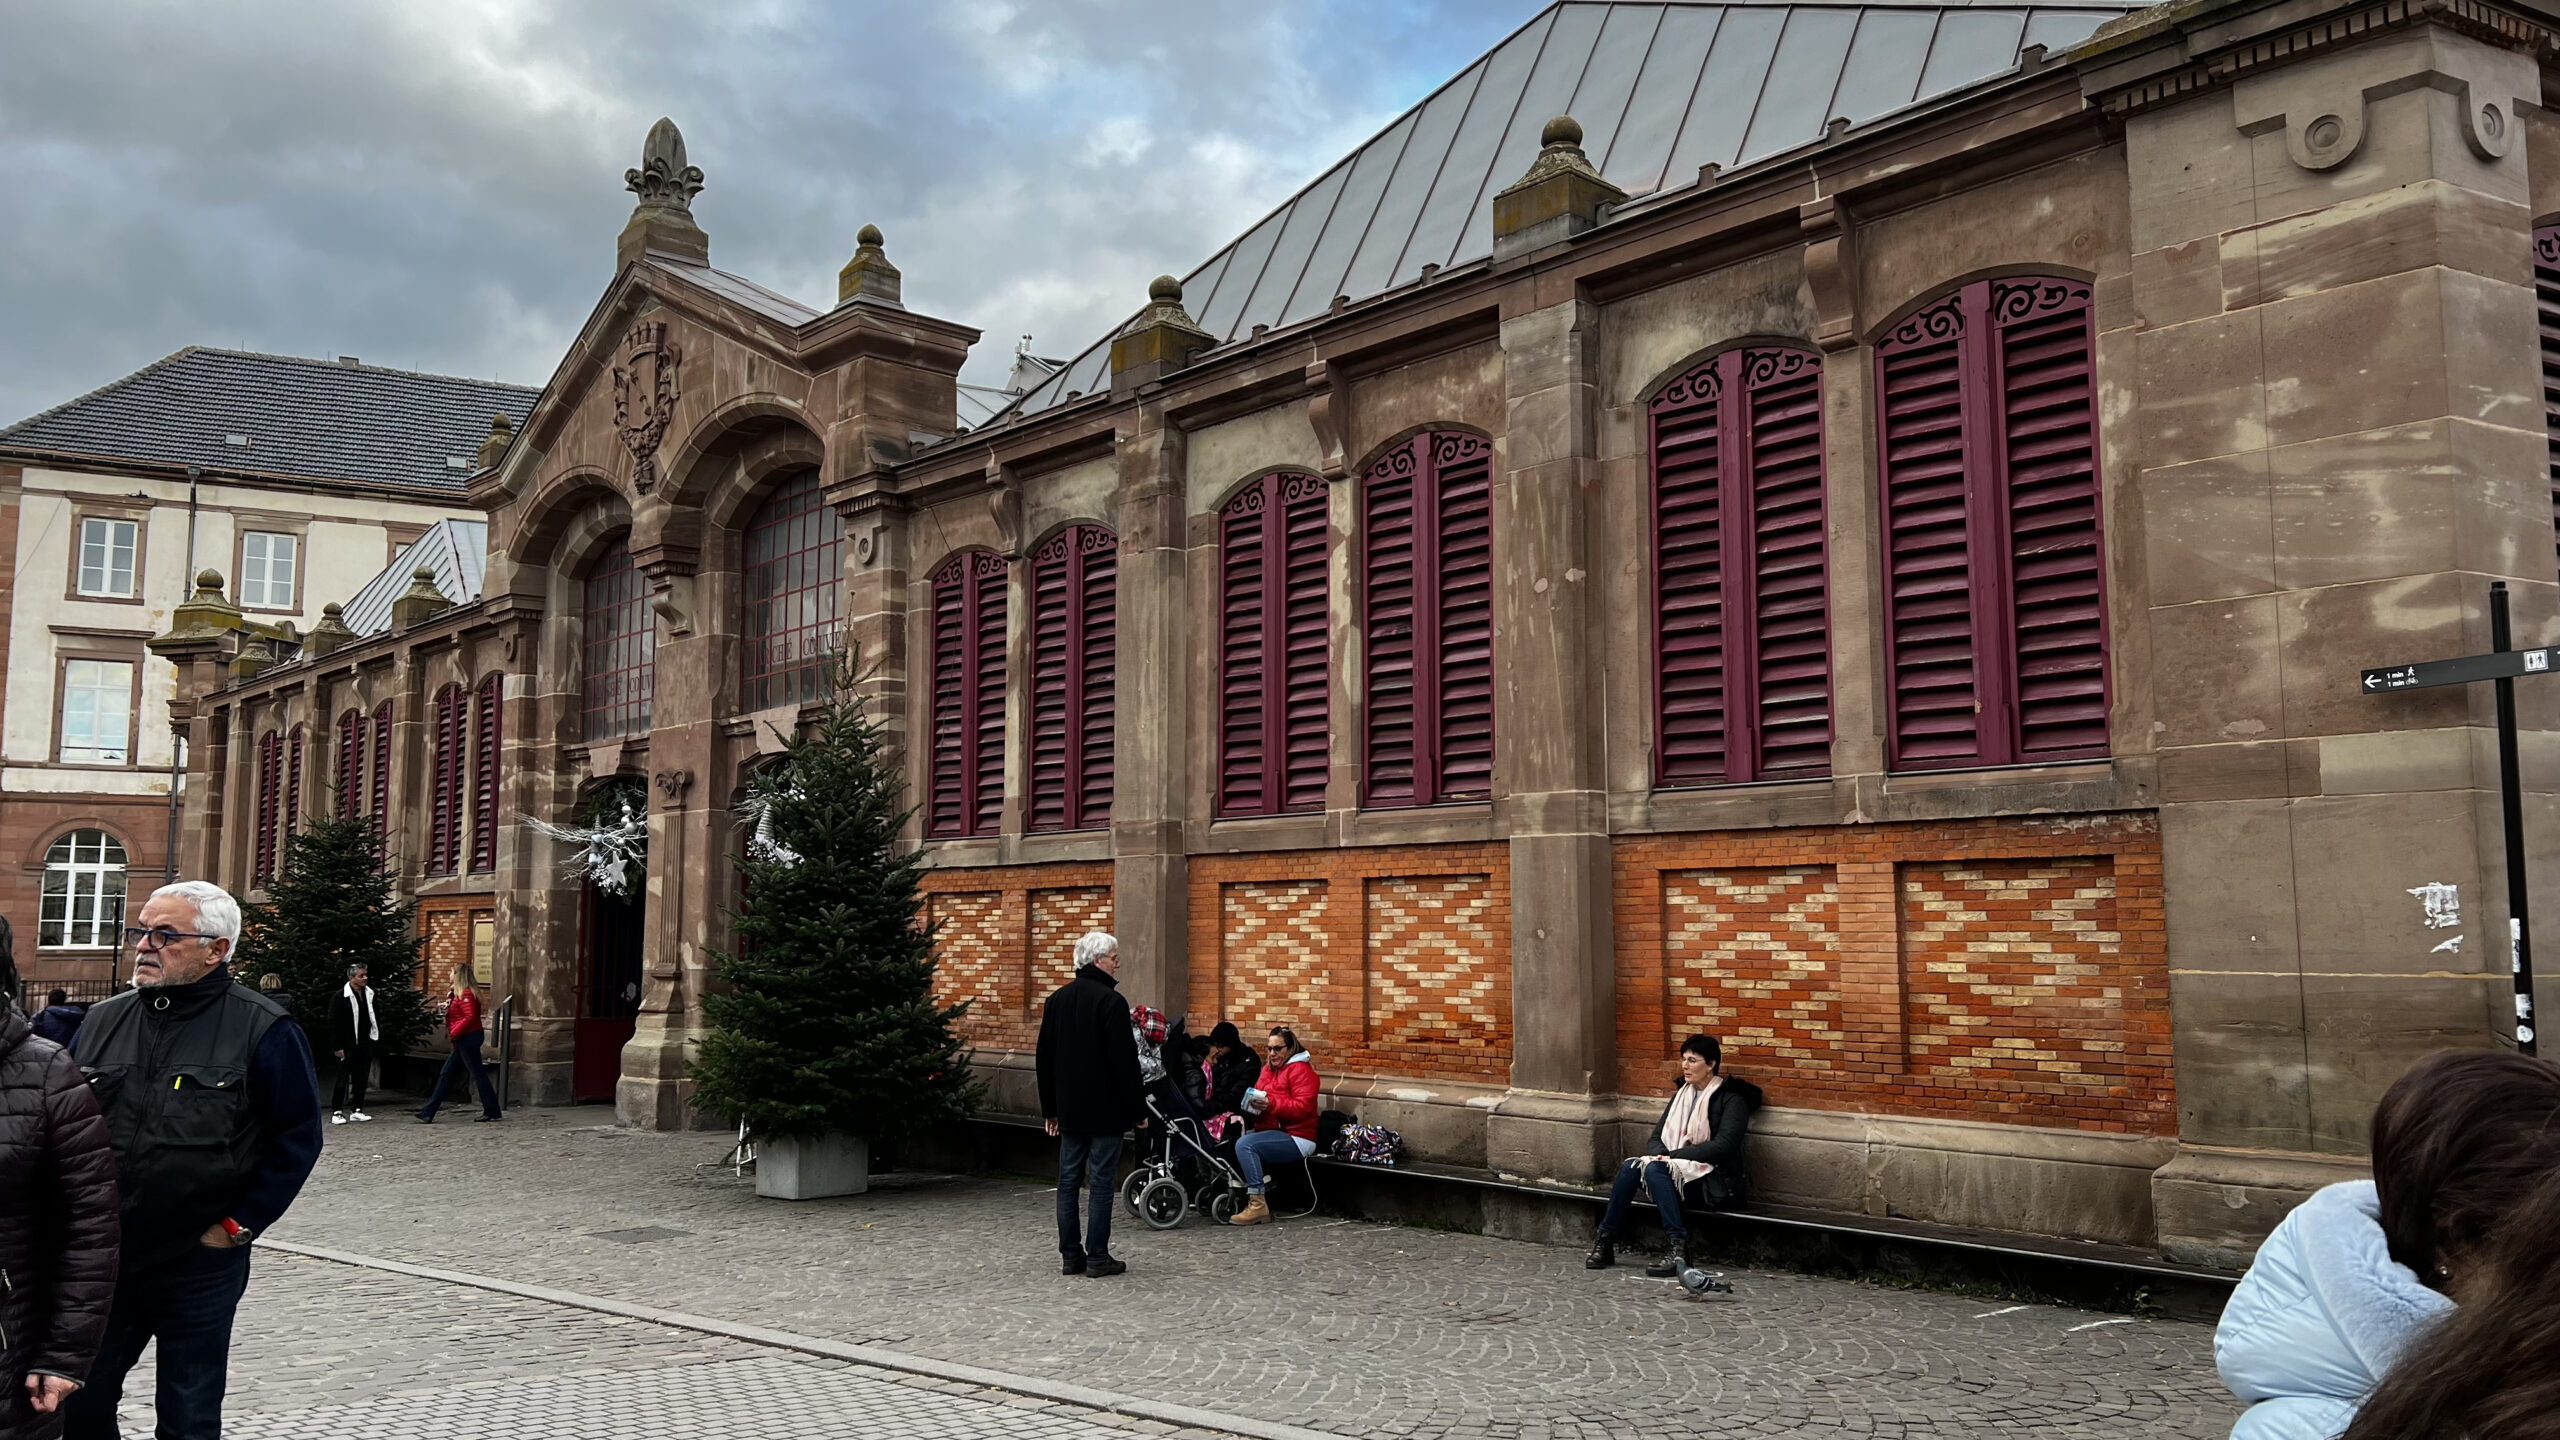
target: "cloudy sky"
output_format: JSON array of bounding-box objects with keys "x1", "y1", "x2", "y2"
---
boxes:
[{"x1": 0, "y1": 0, "x2": 1535, "y2": 424}]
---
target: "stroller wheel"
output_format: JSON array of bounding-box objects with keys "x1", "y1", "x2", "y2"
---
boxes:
[
  {"x1": 1120, "y1": 1168, "x2": 1151, "y2": 1218},
  {"x1": 1208, "y1": 1188, "x2": 1243, "y2": 1226},
  {"x1": 1138, "y1": 1176, "x2": 1189, "y2": 1230}
]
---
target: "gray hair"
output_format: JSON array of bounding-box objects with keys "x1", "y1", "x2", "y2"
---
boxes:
[
  {"x1": 151, "y1": 881, "x2": 242, "y2": 948},
  {"x1": 1073, "y1": 931, "x2": 1119, "y2": 967}
]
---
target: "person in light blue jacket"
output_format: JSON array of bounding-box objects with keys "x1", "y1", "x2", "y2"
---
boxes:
[{"x1": 2215, "y1": 1050, "x2": 2560, "y2": 1440}]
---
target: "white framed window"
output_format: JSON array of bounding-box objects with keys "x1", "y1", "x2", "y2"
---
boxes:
[
  {"x1": 60, "y1": 659, "x2": 134, "y2": 764},
  {"x1": 39, "y1": 829, "x2": 128, "y2": 949},
  {"x1": 240, "y1": 531, "x2": 298, "y2": 610},
  {"x1": 77, "y1": 518, "x2": 138, "y2": 598}
]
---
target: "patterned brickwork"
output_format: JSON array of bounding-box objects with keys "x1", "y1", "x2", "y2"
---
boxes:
[
  {"x1": 1219, "y1": 880, "x2": 1336, "y2": 1047},
  {"x1": 1904, "y1": 858, "x2": 2125, "y2": 1088},
  {"x1": 1190, "y1": 844, "x2": 1511, "y2": 1083},
  {"x1": 1363, "y1": 875, "x2": 1504, "y2": 1052},
  {"x1": 1615, "y1": 814, "x2": 2171, "y2": 1135},
  {"x1": 917, "y1": 862, "x2": 1113, "y2": 1056},
  {"x1": 1664, "y1": 868, "x2": 1842, "y2": 1069}
]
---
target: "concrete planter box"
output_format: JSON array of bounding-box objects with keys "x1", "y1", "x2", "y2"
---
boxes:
[{"x1": 756, "y1": 1133, "x2": 870, "y2": 1200}]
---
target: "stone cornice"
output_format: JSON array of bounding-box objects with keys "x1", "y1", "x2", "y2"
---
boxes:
[{"x1": 2076, "y1": 0, "x2": 2558, "y2": 115}]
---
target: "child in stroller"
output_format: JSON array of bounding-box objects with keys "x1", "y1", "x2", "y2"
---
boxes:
[{"x1": 1121, "y1": 1088, "x2": 1256, "y2": 1227}]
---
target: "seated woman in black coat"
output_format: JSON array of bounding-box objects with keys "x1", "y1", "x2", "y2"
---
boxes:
[
  {"x1": 1585, "y1": 1032, "x2": 1762, "y2": 1278},
  {"x1": 1176, "y1": 1020, "x2": 1263, "y2": 1148}
]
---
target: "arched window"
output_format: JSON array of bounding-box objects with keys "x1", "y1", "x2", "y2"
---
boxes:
[
  {"x1": 1876, "y1": 276, "x2": 2107, "y2": 770},
  {"x1": 471, "y1": 673, "x2": 502, "y2": 872},
  {"x1": 370, "y1": 700, "x2": 393, "y2": 845},
  {"x1": 1217, "y1": 471, "x2": 1329, "y2": 817},
  {"x1": 427, "y1": 683, "x2": 466, "y2": 875},
  {"x1": 336, "y1": 708, "x2": 366, "y2": 819},
  {"x1": 927, "y1": 550, "x2": 1008, "y2": 838},
  {"x1": 284, "y1": 723, "x2": 305, "y2": 850},
  {"x1": 254, "y1": 730, "x2": 282, "y2": 884},
  {"x1": 1362, "y1": 432, "x2": 1493, "y2": 808},
  {"x1": 740, "y1": 472, "x2": 844, "y2": 712},
  {"x1": 1650, "y1": 345, "x2": 1830, "y2": 786},
  {"x1": 1028, "y1": 524, "x2": 1116, "y2": 832},
  {"x1": 39, "y1": 830, "x2": 127, "y2": 949},
  {"x1": 581, "y1": 535, "x2": 654, "y2": 740}
]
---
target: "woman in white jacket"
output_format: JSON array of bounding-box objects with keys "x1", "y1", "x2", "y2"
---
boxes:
[{"x1": 2215, "y1": 1050, "x2": 2560, "y2": 1439}]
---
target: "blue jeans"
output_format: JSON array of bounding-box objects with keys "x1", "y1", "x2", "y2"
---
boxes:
[
  {"x1": 1235, "y1": 1129, "x2": 1311, "y2": 1195},
  {"x1": 417, "y1": 1031, "x2": 500, "y2": 1120},
  {"x1": 1056, "y1": 1132, "x2": 1122, "y2": 1260},
  {"x1": 61, "y1": 1243, "x2": 254, "y2": 1440},
  {"x1": 1597, "y1": 1157, "x2": 1692, "y2": 1242}
]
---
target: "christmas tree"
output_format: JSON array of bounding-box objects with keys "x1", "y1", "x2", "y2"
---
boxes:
[
  {"x1": 690, "y1": 673, "x2": 981, "y2": 1145},
  {"x1": 235, "y1": 812, "x2": 429, "y2": 1053}
]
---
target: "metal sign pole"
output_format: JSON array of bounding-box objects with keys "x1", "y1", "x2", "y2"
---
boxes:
[{"x1": 2489, "y1": 583, "x2": 2540, "y2": 1056}]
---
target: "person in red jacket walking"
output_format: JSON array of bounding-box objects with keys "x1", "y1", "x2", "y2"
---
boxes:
[
  {"x1": 1227, "y1": 1026, "x2": 1320, "y2": 1226},
  {"x1": 414, "y1": 964, "x2": 501, "y2": 1124}
]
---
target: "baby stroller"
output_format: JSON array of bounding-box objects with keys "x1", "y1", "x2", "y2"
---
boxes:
[{"x1": 1120, "y1": 1090, "x2": 1255, "y2": 1228}]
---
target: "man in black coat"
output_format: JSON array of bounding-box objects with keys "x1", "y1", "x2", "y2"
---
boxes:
[
  {"x1": 1035, "y1": 931, "x2": 1142, "y2": 1278},
  {"x1": 326, "y1": 964, "x2": 379, "y2": 1124},
  {"x1": 1585, "y1": 1032, "x2": 1763, "y2": 1278}
]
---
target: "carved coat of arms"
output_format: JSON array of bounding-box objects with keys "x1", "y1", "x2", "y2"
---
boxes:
[{"x1": 613, "y1": 322, "x2": 682, "y2": 493}]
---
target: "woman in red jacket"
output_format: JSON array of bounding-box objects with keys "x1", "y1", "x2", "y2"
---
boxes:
[
  {"x1": 1227, "y1": 1026, "x2": 1320, "y2": 1226},
  {"x1": 414, "y1": 964, "x2": 503, "y2": 1124}
]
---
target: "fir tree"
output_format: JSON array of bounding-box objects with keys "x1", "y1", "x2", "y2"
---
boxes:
[
  {"x1": 691, "y1": 674, "x2": 982, "y2": 1145},
  {"x1": 234, "y1": 812, "x2": 429, "y2": 1053}
]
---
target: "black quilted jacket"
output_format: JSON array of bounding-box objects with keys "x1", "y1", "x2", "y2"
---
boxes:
[{"x1": 0, "y1": 1003, "x2": 119, "y2": 1437}]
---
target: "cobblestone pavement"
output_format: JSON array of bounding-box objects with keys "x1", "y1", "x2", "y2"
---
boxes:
[{"x1": 232, "y1": 1103, "x2": 2241, "y2": 1439}]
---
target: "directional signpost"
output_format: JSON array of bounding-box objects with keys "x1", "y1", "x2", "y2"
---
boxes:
[{"x1": 2361, "y1": 581, "x2": 2543, "y2": 1056}]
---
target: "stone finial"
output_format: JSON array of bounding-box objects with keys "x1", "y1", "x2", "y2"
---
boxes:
[
  {"x1": 305, "y1": 602, "x2": 358, "y2": 658},
  {"x1": 155, "y1": 568, "x2": 245, "y2": 645},
  {"x1": 390, "y1": 566, "x2": 453, "y2": 631},
  {"x1": 1492, "y1": 113, "x2": 1627, "y2": 261},
  {"x1": 617, "y1": 117, "x2": 711, "y2": 269},
  {"x1": 476, "y1": 412, "x2": 516, "y2": 471},
  {"x1": 836, "y1": 222, "x2": 904, "y2": 308},
  {"x1": 1108, "y1": 274, "x2": 1215, "y2": 395}
]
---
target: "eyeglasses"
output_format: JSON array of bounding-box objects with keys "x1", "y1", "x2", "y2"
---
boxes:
[{"x1": 125, "y1": 926, "x2": 220, "y2": 951}]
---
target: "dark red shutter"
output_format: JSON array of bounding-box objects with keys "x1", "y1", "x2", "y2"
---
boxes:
[
  {"x1": 1362, "y1": 447, "x2": 1420, "y2": 806},
  {"x1": 471, "y1": 674, "x2": 501, "y2": 871},
  {"x1": 254, "y1": 731, "x2": 281, "y2": 883},
  {"x1": 337, "y1": 710, "x2": 364, "y2": 819},
  {"x1": 1363, "y1": 433, "x2": 1494, "y2": 808},
  {"x1": 2536, "y1": 225, "x2": 2560, "y2": 576},
  {"x1": 370, "y1": 700, "x2": 392, "y2": 849},
  {"x1": 1648, "y1": 346, "x2": 1831, "y2": 787},
  {"x1": 1876, "y1": 277, "x2": 2106, "y2": 770},
  {"x1": 1028, "y1": 524, "x2": 1116, "y2": 832},
  {"x1": 428, "y1": 684, "x2": 464, "y2": 874},
  {"x1": 1218, "y1": 473, "x2": 1330, "y2": 817},
  {"x1": 928, "y1": 551, "x2": 1009, "y2": 838},
  {"x1": 283, "y1": 724, "x2": 304, "y2": 851}
]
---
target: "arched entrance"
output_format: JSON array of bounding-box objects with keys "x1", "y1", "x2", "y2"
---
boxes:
[{"x1": 573, "y1": 878, "x2": 644, "y2": 1100}]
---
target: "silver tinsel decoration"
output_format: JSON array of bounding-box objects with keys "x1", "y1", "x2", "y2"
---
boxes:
[
  {"x1": 524, "y1": 790, "x2": 649, "y2": 898},
  {"x1": 736, "y1": 789, "x2": 802, "y2": 868}
]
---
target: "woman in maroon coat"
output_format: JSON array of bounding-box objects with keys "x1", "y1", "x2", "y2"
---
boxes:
[{"x1": 0, "y1": 923, "x2": 120, "y2": 1440}]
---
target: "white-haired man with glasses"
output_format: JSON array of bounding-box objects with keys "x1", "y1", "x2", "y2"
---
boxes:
[
  {"x1": 63, "y1": 880, "x2": 323, "y2": 1440},
  {"x1": 1035, "y1": 931, "x2": 1143, "y2": 1279}
]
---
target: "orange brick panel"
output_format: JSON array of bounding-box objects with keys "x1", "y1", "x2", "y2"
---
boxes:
[
  {"x1": 1665, "y1": 867, "x2": 1843, "y2": 1070},
  {"x1": 919, "y1": 861, "x2": 1113, "y2": 1055},
  {"x1": 1031, "y1": 886, "x2": 1115, "y2": 998},
  {"x1": 1220, "y1": 880, "x2": 1336, "y2": 1048},
  {"x1": 1363, "y1": 874, "x2": 1506, "y2": 1054}
]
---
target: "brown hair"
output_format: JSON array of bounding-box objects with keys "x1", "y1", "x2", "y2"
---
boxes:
[
  {"x1": 2346, "y1": 1164, "x2": 2560, "y2": 1440},
  {"x1": 2370, "y1": 1050, "x2": 2560, "y2": 1283}
]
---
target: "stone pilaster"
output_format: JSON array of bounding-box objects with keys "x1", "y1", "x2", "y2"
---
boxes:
[
  {"x1": 2084, "y1": 12, "x2": 2554, "y2": 1263},
  {"x1": 1487, "y1": 294, "x2": 1617, "y2": 1183},
  {"x1": 1112, "y1": 402, "x2": 1192, "y2": 1016}
]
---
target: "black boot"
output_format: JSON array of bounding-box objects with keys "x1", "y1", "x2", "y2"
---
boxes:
[
  {"x1": 1645, "y1": 1242, "x2": 1685, "y2": 1279},
  {"x1": 1583, "y1": 1234, "x2": 1616, "y2": 1270}
]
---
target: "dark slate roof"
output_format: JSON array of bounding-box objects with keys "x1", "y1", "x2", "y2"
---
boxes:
[
  {"x1": 0, "y1": 347, "x2": 540, "y2": 496},
  {"x1": 341, "y1": 518, "x2": 489, "y2": 636},
  {"x1": 1004, "y1": 0, "x2": 2147, "y2": 419}
]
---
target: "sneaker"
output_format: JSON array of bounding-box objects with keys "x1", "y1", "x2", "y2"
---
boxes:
[
  {"x1": 414, "y1": 1112, "x2": 436, "y2": 1124},
  {"x1": 474, "y1": 1114, "x2": 501, "y2": 1123},
  {"x1": 1060, "y1": 1255, "x2": 1087, "y2": 1276},
  {"x1": 1085, "y1": 1257, "x2": 1128, "y2": 1278},
  {"x1": 350, "y1": 1111, "x2": 373, "y2": 1123},
  {"x1": 331, "y1": 1112, "x2": 347, "y2": 1125}
]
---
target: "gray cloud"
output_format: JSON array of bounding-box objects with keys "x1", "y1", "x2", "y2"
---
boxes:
[{"x1": 0, "y1": 0, "x2": 1532, "y2": 424}]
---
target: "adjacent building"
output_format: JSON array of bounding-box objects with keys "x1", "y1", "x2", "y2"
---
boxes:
[
  {"x1": 0, "y1": 349, "x2": 533, "y2": 988},
  {"x1": 152, "y1": 0, "x2": 2560, "y2": 1263}
]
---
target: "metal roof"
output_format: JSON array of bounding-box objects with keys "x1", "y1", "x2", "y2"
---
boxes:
[
  {"x1": 340, "y1": 518, "x2": 489, "y2": 636},
  {"x1": 1005, "y1": 0, "x2": 2146, "y2": 419},
  {"x1": 0, "y1": 347, "x2": 538, "y2": 495},
  {"x1": 661, "y1": 261, "x2": 824, "y2": 327}
]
